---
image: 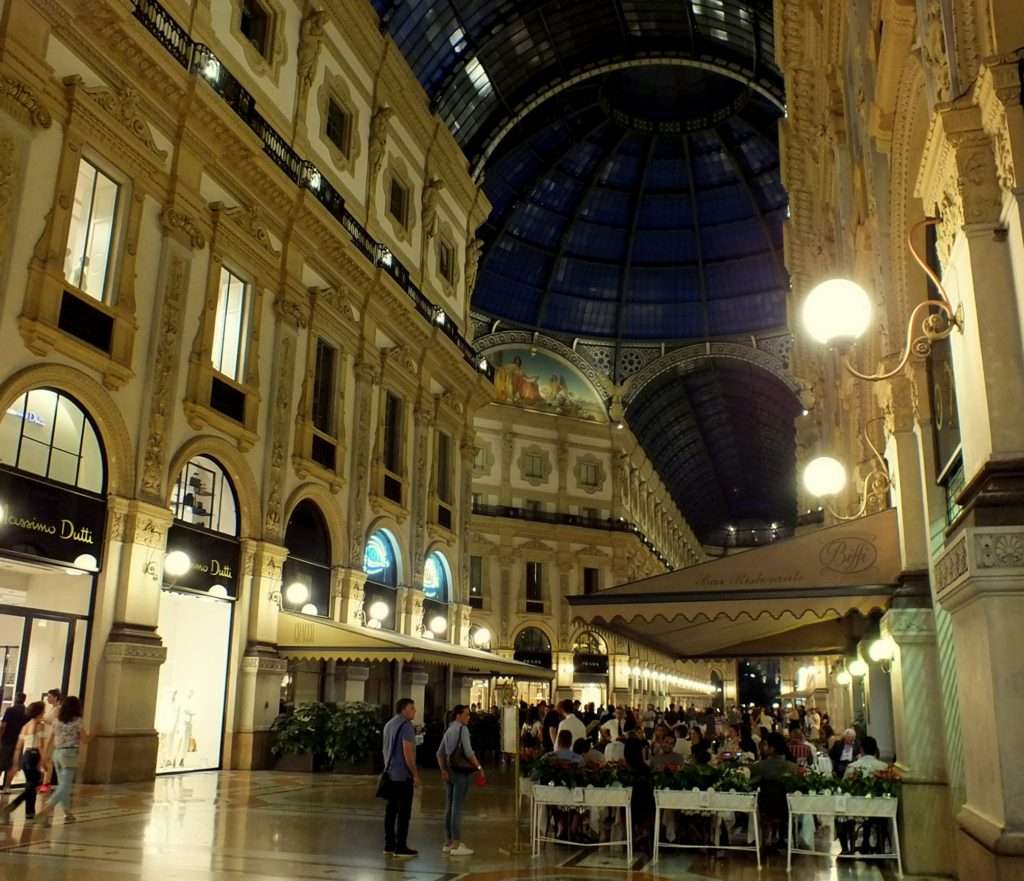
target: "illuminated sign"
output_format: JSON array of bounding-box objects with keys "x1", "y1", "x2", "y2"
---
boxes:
[{"x1": 363, "y1": 534, "x2": 392, "y2": 576}]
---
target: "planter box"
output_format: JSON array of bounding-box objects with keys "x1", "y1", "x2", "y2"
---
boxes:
[
  {"x1": 656, "y1": 789, "x2": 757, "y2": 813},
  {"x1": 531, "y1": 783, "x2": 632, "y2": 807},
  {"x1": 788, "y1": 793, "x2": 898, "y2": 818},
  {"x1": 533, "y1": 783, "x2": 584, "y2": 806},
  {"x1": 273, "y1": 752, "x2": 314, "y2": 773},
  {"x1": 583, "y1": 786, "x2": 631, "y2": 807}
]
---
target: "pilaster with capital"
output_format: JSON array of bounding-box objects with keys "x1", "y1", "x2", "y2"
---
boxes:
[
  {"x1": 347, "y1": 359, "x2": 379, "y2": 566},
  {"x1": 499, "y1": 430, "x2": 514, "y2": 505},
  {"x1": 457, "y1": 435, "x2": 476, "y2": 603},
  {"x1": 243, "y1": 540, "x2": 288, "y2": 649},
  {"x1": 497, "y1": 552, "x2": 516, "y2": 646},
  {"x1": 332, "y1": 565, "x2": 368, "y2": 626},
  {"x1": 409, "y1": 396, "x2": 434, "y2": 586}
]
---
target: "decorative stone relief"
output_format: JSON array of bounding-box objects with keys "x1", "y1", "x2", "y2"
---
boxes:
[
  {"x1": 348, "y1": 361, "x2": 379, "y2": 564},
  {"x1": 264, "y1": 336, "x2": 295, "y2": 537},
  {"x1": 140, "y1": 254, "x2": 189, "y2": 498},
  {"x1": 935, "y1": 535, "x2": 968, "y2": 589},
  {"x1": 295, "y1": 7, "x2": 328, "y2": 124},
  {"x1": 920, "y1": 0, "x2": 953, "y2": 104},
  {"x1": 0, "y1": 76, "x2": 52, "y2": 128},
  {"x1": 472, "y1": 439, "x2": 494, "y2": 477},
  {"x1": 367, "y1": 104, "x2": 394, "y2": 195},
  {"x1": 221, "y1": 204, "x2": 281, "y2": 257},
  {"x1": 84, "y1": 83, "x2": 168, "y2": 160},
  {"x1": 421, "y1": 176, "x2": 444, "y2": 242},
  {"x1": 976, "y1": 532, "x2": 1024, "y2": 568},
  {"x1": 160, "y1": 207, "x2": 206, "y2": 250}
]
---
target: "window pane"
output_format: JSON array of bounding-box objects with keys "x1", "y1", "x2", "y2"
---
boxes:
[
  {"x1": 16, "y1": 437, "x2": 50, "y2": 478},
  {"x1": 312, "y1": 339, "x2": 336, "y2": 434},
  {"x1": 48, "y1": 448, "x2": 80, "y2": 486},
  {"x1": 81, "y1": 168, "x2": 119, "y2": 300},
  {"x1": 63, "y1": 161, "x2": 97, "y2": 290},
  {"x1": 52, "y1": 394, "x2": 85, "y2": 455},
  {"x1": 23, "y1": 389, "x2": 58, "y2": 446},
  {"x1": 212, "y1": 269, "x2": 247, "y2": 381},
  {"x1": 78, "y1": 424, "x2": 103, "y2": 494}
]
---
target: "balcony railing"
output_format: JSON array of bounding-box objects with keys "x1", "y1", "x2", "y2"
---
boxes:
[
  {"x1": 472, "y1": 502, "x2": 672, "y2": 569},
  {"x1": 129, "y1": 0, "x2": 493, "y2": 382}
]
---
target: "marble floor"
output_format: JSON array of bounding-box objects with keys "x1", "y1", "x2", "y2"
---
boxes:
[{"x1": 0, "y1": 770, "x2": 898, "y2": 880}]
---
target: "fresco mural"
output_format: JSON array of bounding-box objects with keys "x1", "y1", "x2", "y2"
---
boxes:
[{"x1": 490, "y1": 346, "x2": 605, "y2": 421}]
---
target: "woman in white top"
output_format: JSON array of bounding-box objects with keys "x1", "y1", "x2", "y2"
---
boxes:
[{"x1": 0, "y1": 701, "x2": 48, "y2": 821}]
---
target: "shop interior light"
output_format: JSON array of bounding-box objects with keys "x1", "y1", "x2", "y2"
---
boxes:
[
  {"x1": 369, "y1": 600, "x2": 390, "y2": 621},
  {"x1": 208, "y1": 585, "x2": 229, "y2": 599},
  {"x1": 301, "y1": 603, "x2": 318, "y2": 616},
  {"x1": 472, "y1": 626, "x2": 491, "y2": 647},
  {"x1": 848, "y1": 658, "x2": 869, "y2": 677},
  {"x1": 163, "y1": 550, "x2": 191, "y2": 578},
  {"x1": 835, "y1": 669, "x2": 853, "y2": 686},
  {"x1": 284, "y1": 581, "x2": 310, "y2": 606},
  {"x1": 73, "y1": 553, "x2": 98, "y2": 572},
  {"x1": 803, "y1": 456, "x2": 847, "y2": 498},
  {"x1": 429, "y1": 615, "x2": 447, "y2": 635},
  {"x1": 868, "y1": 637, "x2": 896, "y2": 662}
]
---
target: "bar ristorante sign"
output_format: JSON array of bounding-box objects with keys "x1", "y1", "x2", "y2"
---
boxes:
[{"x1": 0, "y1": 466, "x2": 106, "y2": 568}]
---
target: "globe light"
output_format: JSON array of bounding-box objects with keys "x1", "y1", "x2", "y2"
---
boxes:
[
  {"x1": 803, "y1": 456, "x2": 847, "y2": 498},
  {"x1": 284, "y1": 581, "x2": 310, "y2": 606},
  {"x1": 73, "y1": 553, "x2": 98, "y2": 572},
  {"x1": 429, "y1": 615, "x2": 448, "y2": 635},
  {"x1": 632, "y1": 665, "x2": 643, "y2": 678},
  {"x1": 869, "y1": 638, "x2": 896, "y2": 662},
  {"x1": 472, "y1": 627, "x2": 491, "y2": 647},
  {"x1": 369, "y1": 600, "x2": 390, "y2": 621},
  {"x1": 208, "y1": 585, "x2": 229, "y2": 599},
  {"x1": 835, "y1": 670, "x2": 852, "y2": 686},
  {"x1": 802, "y1": 278, "x2": 873, "y2": 346},
  {"x1": 163, "y1": 550, "x2": 191, "y2": 578},
  {"x1": 301, "y1": 603, "x2": 318, "y2": 616},
  {"x1": 848, "y1": 658, "x2": 869, "y2": 677}
]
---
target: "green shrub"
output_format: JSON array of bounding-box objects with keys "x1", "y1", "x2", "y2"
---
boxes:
[
  {"x1": 327, "y1": 701, "x2": 384, "y2": 767},
  {"x1": 271, "y1": 701, "x2": 384, "y2": 770}
]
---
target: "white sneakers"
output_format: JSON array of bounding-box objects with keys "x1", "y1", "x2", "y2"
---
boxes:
[{"x1": 448, "y1": 844, "x2": 474, "y2": 856}]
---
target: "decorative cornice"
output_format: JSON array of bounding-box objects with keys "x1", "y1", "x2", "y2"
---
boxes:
[
  {"x1": 0, "y1": 75, "x2": 52, "y2": 128},
  {"x1": 160, "y1": 207, "x2": 206, "y2": 250}
]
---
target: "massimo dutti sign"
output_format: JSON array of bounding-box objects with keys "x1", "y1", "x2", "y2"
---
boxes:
[
  {"x1": 0, "y1": 466, "x2": 106, "y2": 568},
  {"x1": 164, "y1": 523, "x2": 239, "y2": 598}
]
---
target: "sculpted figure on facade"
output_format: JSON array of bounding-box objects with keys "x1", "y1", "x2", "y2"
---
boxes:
[
  {"x1": 421, "y1": 177, "x2": 445, "y2": 242},
  {"x1": 368, "y1": 104, "x2": 394, "y2": 193},
  {"x1": 296, "y1": 8, "x2": 328, "y2": 117}
]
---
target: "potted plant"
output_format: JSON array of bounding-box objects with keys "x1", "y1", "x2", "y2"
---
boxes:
[
  {"x1": 327, "y1": 701, "x2": 384, "y2": 774},
  {"x1": 270, "y1": 701, "x2": 336, "y2": 772}
]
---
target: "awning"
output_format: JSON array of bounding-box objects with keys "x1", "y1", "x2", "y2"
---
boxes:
[
  {"x1": 277, "y1": 612, "x2": 555, "y2": 680},
  {"x1": 568, "y1": 509, "x2": 900, "y2": 658}
]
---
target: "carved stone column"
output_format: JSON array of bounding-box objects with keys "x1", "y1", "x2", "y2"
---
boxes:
[
  {"x1": 332, "y1": 566, "x2": 367, "y2": 625},
  {"x1": 499, "y1": 430, "x2": 514, "y2": 505},
  {"x1": 347, "y1": 359, "x2": 379, "y2": 567},
  {"x1": 397, "y1": 586, "x2": 424, "y2": 636},
  {"x1": 498, "y1": 552, "x2": 516, "y2": 647},
  {"x1": 338, "y1": 664, "x2": 370, "y2": 703},
  {"x1": 230, "y1": 652, "x2": 287, "y2": 770},
  {"x1": 409, "y1": 396, "x2": 433, "y2": 586},
  {"x1": 402, "y1": 665, "x2": 429, "y2": 709},
  {"x1": 881, "y1": 606, "x2": 957, "y2": 877},
  {"x1": 556, "y1": 439, "x2": 569, "y2": 509}
]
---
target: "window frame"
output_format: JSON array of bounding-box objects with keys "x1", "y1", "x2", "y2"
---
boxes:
[
  {"x1": 469, "y1": 555, "x2": 484, "y2": 609},
  {"x1": 325, "y1": 97, "x2": 352, "y2": 158},
  {"x1": 387, "y1": 175, "x2": 409, "y2": 228},
  {"x1": 311, "y1": 336, "x2": 338, "y2": 438},
  {"x1": 437, "y1": 237, "x2": 455, "y2": 285},
  {"x1": 63, "y1": 156, "x2": 123, "y2": 305},
  {"x1": 211, "y1": 265, "x2": 252, "y2": 383},
  {"x1": 524, "y1": 453, "x2": 545, "y2": 480},
  {"x1": 239, "y1": 0, "x2": 273, "y2": 60}
]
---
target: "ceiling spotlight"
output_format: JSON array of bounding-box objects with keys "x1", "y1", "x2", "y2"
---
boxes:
[{"x1": 848, "y1": 658, "x2": 869, "y2": 678}]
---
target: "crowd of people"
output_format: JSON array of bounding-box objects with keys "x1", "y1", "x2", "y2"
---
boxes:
[
  {"x1": 0, "y1": 689, "x2": 88, "y2": 825},
  {"x1": 520, "y1": 698, "x2": 889, "y2": 857}
]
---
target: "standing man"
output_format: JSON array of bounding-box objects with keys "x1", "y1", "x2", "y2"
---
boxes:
[
  {"x1": 381, "y1": 698, "x2": 420, "y2": 858},
  {"x1": 556, "y1": 699, "x2": 586, "y2": 745}
]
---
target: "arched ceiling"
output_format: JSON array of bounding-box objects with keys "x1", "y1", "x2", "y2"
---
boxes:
[{"x1": 372, "y1": 0, "x2": 798, "y2": 544}]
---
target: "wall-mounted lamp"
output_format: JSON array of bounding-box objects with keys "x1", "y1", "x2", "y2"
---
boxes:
[
  {"x1": 471, "y1": 626, "x2": 491, "y2": 648},
  {"x1": 868, "y1": 637, "x2": 896, "y2": 674},
  {"x1": 356, "y1": 599, "x2": 390, "y2": 629},
  {"x1": 835, "y1": 669, "x2": 852, "y2": 687},
  {"x1": 848, "y1": 658, "x2": 869, "y2": 678},
  {"x1": 801, "y1": 218, "x2": 963, "y2": 382},
  {"x1": 803, "y1": 419, "x2": 891, "y2": 521}
]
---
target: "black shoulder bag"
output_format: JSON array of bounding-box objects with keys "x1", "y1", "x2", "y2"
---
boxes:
[{"x1": 376, "y1": 720, "x2": 408, "y2": 799}]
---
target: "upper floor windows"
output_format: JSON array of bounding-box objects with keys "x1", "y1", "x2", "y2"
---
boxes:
[
  {"x1": 524, "y1": 453, "x2": 544, "y2": 480},
  {"x1": 64, "y1": 159, "x2": 120, "y2": 303},
  {"x1": 383, "y1": 391, "x2": 404, "y2": 475},
  {"x1": 388, "y1": 177, "x2": 409, "y2": 227},
  {"x1": 311, "y1": 338, "x2": 337, "y2": 437},
  {"x1": 212, "y1": 268, "x2": 250, "y2": 382},
  {"x1": 326, "y1": 99, "x2": 352, "y2": 157},
  {"x1": 436, "y1": 431, "x2": 452, "y2": 504},
  {"x1": 579, "y1": 461, "x2": 599, "y2": 488},
  {"x1": 240, "y1": 0, "x2": 272, "y2": 59},
  {"x1": 437, "y1": 239, "x2": 455, "y2": 285}
]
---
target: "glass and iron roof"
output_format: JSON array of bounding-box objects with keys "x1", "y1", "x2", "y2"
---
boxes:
[{"x1": 373, "y1": 0, "x2": 797, "y2": 543}]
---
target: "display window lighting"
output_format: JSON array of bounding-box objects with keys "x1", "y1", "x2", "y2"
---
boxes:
[
  {"x1": 284, "y1": 581, "x2": 310, "y2": 606},
  {"x1": 301, "y1": 603, "x2": 318, "y2": 616},
  {"x1": 369, "y1": 600, "x2": 390, "y2": 621},
  {"x1": 471, "y1": 626, "x2": 491, "y2": 647},
  {"x1": 73, "y1": 553, "x2": 98, "y2": 572},
  {"x1": 429, "y1": 615, "x2": 448, "y2": 635}
]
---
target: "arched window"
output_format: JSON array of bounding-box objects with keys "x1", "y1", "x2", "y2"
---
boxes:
[
  {"x1": 282, "y1": 500, "x2": 332, "y2": 617},
  {"x1": 170, "y1": 455, "x2": 238, "y2": 536},
  {"x1": 514, "y1": 626, "x2": 552, "y2": 669},
  {"x1": 572, "y1": 631, "x2": 608, "y2": 678},
  {"x1": 0, "y1": 389, "x2": 105, "y2": 493},
  {"x1": 572, "y1": 631, "x2": 607, "y2": 656},
  {"x1": 363, "y1": 529, "x2": 398, "y2": 587},
  {"x1": 423, "y1": 551, "x2": 449, "y2": 603}
]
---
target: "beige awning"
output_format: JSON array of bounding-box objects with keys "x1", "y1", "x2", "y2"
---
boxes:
[
  {"x1": 568, "y1": 509, "x2": 900, "y2": 658},
  {"x1": 278, "y1": 612, "x2": 554, "y2": 679}
]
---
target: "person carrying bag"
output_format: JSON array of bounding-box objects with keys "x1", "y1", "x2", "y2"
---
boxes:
[
  {"x1": 379, "y1": 699, "x2": 420, "y2": 859},
  {"x1": 436, "y1": 705, "x2": 484, "y2": 856}
]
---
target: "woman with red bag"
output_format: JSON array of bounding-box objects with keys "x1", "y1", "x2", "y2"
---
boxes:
[{"x1": 436, "y1": 705, "x2": 485, "y2": 857}]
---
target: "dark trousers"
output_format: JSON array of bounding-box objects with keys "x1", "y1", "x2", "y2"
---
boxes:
[
  {"x1": 7, "y1": 749, "x2": 42, "y2": 817},
  {"x1": 384, "y1": 779, "x2": 414, "y2": 850}
]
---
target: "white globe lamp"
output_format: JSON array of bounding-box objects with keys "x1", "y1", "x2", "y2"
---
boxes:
[
  {"x1": 429, "y1": 615, "x2": 447, "y2": 635},
  {"x1": 284, "y1": 581, "x2": 310, "y2": 606},
  {"x1": 472, "y1": 627, "x2": 491, "y2": 648},
  {"x1": 803, "y1": 456, "x2": 847, "y2": 498},
  {"x1": 869, "y1": 638, "x2": 896, "y2": 662},
  {"x1": 369, "y1": 600, "x2": 390, "y2": 622},
  {"x1": 835, "y1": 670, "x2": 852, "y2": 686},
  {"x1": 802, "y1": 278, "x2": 873, "y2": 346},
  {"x1": 848, "y1": 658, "x2": 869, "y2": 678},
  {"x1": 73, "y1": 553, "x2": 98, "y2": 572},
  {"x1": 301, "y1": 603, "x2": 318, "y2": 616},
  {"x1": 164, "y1": 550, "x2": 191, "y2": 578}
]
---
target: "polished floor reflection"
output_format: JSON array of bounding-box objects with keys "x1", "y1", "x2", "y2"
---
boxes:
[{"x1": 0, "y1": 771, "x2": 898, "y2": 880}]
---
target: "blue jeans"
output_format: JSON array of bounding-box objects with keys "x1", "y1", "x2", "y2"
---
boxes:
[
  {"x1": 7, "y1": 749, "x2": 42, "y2": 817},
  {"x1": 444, "y1": 772, "x2": 473, "y2": 842},
  {"x1": 48, "y1": 748, "x2": 78, "y2": 813}
]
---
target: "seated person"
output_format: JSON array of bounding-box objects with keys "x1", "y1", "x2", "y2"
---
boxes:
[
  {"x1": 672, "y1": 724, "x2": 692, "y2": 758},
  {"x1": 751, "y1": 732, "x2": 800, "y2": 848},
  {"x1": 604, "y1": 735, "x2": 626, "y2": 763},
  {"x1": 552, "y1": 729, "x2": 584, "y2": 764},
  {"x1": 573, "y1": 737, "x2": 607, "y2": 766},
  {"x1": 787, "y1": 720, "x2": 815, "y2": 766},
  {"x1": 843, "y1": 735, "x2": 888, "y2": 779},
  {"x1": 596, "y1": 727, "x2": 613, "y2": 753},
  {"x1": 651, "y1": 732, "x2": 681, "y2": 770},
  {"x1": 829, "y1": 728, "x2": 861, "y2": 778}
]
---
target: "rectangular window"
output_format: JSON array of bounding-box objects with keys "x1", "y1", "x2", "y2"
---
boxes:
[
  {"x1": 579, "y1": 461, "x2": 598, "y2": 487},
  {"x1": 473, "y1": 446, "x2": 486, "y2": 470},
  {"x1": 438, "y1": 240, "x2": 455, "y2": 283},
  {"x1": 383, "y1": 391, "x2": 404, "y2": 474},
  {"x1": 388, "y1": 177, "x2": 408, "y2": 226},
  {"x1": 326, "y1": 98, "x2": 351, "y2": 156},
  {"x1": 469, "y1": 555, "x2": 483, "y2": 609},
  {"x1": 583, "y1": 567, "x2": 600, "y2": 595},
  {"x1": 240, "y1": 0, "x2": 271, "y2": 57},
  {"x1": 64, "y1": 159, "x2": 120, "y2": 302},
  {"x1": 311, "y1": 338, "x2": 337, "y2": 436},
  {"x1": 436, "y1": 431, "x2": 452, "y2": 503},
  {"x1": 524, "y1": 499, "x2": 541, "y2": 516},
  {"x1": 211, "y1": 268, "x2": 249, "y2": 382},
  {"x1": 526, "y1": 561, "x2": 543, "y2": 600},
  {"x1": 580, "y1": 506, "x2": 598, "y2": 521},
  {"x1": 525, "y1": 453, "x2": 544, "y2": 479},
  {"x1": 471, "y1": 492, "x2": 482, "y2": 509}
]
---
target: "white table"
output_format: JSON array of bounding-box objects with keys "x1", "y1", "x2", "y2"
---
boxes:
[
  {"x1": 653, "y1": 789, "x2": 761, "y2": 869},
  {"x1": 786, "y1": 793, "x2": 902, "y2": 875},
  {"x1": 530, "y1": 783, "x2": 633, "y2": 863}
]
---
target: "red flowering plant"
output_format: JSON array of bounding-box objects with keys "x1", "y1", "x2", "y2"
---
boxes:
[
  {"x1": 529, "y1": 755, "x2": 634, "y2": 788},
  {"x1": 841, "y1": 766, "x2": 902, "y2": 798}
]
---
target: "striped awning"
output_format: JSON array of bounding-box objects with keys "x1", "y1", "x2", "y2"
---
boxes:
[{"x1": 277, "y1": 612, "x2": 554, "y2": 679}]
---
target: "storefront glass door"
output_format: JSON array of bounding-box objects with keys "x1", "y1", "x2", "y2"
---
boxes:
[
  {"x1": 0, "y1": 611, "x2": 85, "y2": 711},
  {"x1": 0, "y1": 614, "x2": 24, "y2": 714}
]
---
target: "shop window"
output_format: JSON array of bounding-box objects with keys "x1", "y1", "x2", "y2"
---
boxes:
[
  {"x1": 212, "y1": 268, "x2": 249, "y2": 382},
  {"x1": 437, "y1": 239, "x2": 455, "y2": 284},
  {"x1": 311, "y1": 338, "x2": 337, "y2": 436},
  {"x1": 282, "y1": 500, "x2": 332, "y2": 617},
  {"x1": 170, "y1": 455, "x2": 239, "y2": 536},
  {"x1": 423, "y1": 551, "x2": 449, "y2": 603},
  {"x1": 240, "y1": 0, "x2": 272, "y2": 58},
  {"x1": 583, "y1": 567, "x2": 600, "y2": 595},
  {"x1": 579, "y1": 461, "x2": 598, "y2": 488},
  {"x1": 525, "y1": 561, "x2": 543, "y2": 613},
  {"x1": 514, "y1": 626, "x2": 551, "y2": 668},
  {"x1": 363, "y1": 529, "x2": 398, "y2": 587},
  {"x1": 63, "y1": 159, "x2": 120, "y2": 303},
  {"x1": 326, "y1": 98, "x2": 351, "y2": 157},
  {"x1": 388, "y1": 177, "x2": 409, "y2": 227},
  {"x1": 469, "y1": 555, "x2": 483, "y2": 609},
  {"x1": 524, "y1": 453, "x2": 544, "y2": 479},
  {"x1": 0, "y1": 389, "x2": 104, "y2": 494}
]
